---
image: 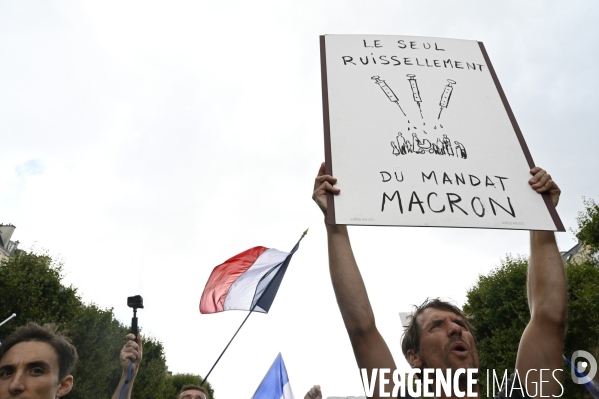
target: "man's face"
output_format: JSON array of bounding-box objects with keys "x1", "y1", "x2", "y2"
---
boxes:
[
  {"x1": 0, "y1": 341, "x2": 73, "y2": 399},
  {"x1": 179, "y1": 389, "x2": 206, "y2": 399},
  {"x1": 408, "y1": 307, "x2": 479, "y2": 372}
]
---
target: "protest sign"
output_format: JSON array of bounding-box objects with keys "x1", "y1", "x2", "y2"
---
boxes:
[{"x1": 320, "y1": 34, "x2": 564, "y2": 231}]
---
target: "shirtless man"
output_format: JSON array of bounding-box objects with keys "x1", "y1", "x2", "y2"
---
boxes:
[{"x1": 313, "y1": 163, "x2": 566, "y2": 398}]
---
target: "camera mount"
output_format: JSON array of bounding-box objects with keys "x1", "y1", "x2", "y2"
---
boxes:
[{"x1": 127, "y1": 295, "x2": 144, "y2": 336}]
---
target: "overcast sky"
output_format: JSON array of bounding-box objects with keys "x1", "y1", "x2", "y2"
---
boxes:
[{"x1": 1, "y1": 1, "x2": 598, "y2": 398}]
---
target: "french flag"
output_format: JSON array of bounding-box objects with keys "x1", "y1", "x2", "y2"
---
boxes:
[
  {"x1": 200, "y1": 239, "x2": 302, "y2": 314},
  {"x1": 252, "y1": 353, "x2": 295, "y2": 399}
]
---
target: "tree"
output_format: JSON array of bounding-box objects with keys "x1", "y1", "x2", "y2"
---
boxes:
[
  {"x1": 575, "y1": 197, "x2": 599, "y2": 254},
  {"x1": 68, "y1": 304, "x2": 128, "y2": 398},
  {"x1": 0, "y1": 250, "x2": 209, "y2": 399},
  {"x1": 0, "y1": 251, "x2": 81, "y2": 338},
  {"x1": 464, "y1": 256, "x2": 599, "y2": 398},
  {"x1": 130, "y1": 337, "x2": 172, "y2": 398}
]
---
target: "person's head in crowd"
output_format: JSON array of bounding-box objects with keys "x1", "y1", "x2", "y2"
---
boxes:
[
  {"x1": 178, "y1": 384, "x2": 210, "y2": 399},
  {"x1": 402, "y1": 298, "x2": 479, "y2": 373},
  {"x1": 0, "y1": 322, "x2": 77, "y2": 399}
]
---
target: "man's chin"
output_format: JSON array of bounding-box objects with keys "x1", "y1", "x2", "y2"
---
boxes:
[
  {"x1": 447, "y1": 355, "x2": 479, "y2": 372},
  {"x1": 422, "y1": 361, "x2": 478, "y2": 373}
]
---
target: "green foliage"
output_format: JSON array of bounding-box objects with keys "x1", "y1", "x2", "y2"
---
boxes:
[
  {"x1": 564, "y1": 258, "x2": 599, "y2": 374},
  {"x1": 464, "y1": 256, "x2": 599, "y2": 399},
  {"x1": 575, "y1": 197, "x2": 599, "y2": 253},
  {"x1": 0, "y1": 251, "x2": 80, "y2": 331},
  {"x1": 0, "y1": 250, "x2": 208, "y2": 399},
  {"x1": 463, "y1": 256, "x2": 530, "y2": 376},
  {"x1": 132, "y1": 337, "x2": 172, "y2": 398},
  {"x1": 68, "y1": 304, "x2": 128, "y2": 398}
]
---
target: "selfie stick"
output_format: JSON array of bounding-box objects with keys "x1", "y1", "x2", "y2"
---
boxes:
[
  {"x1": 120, "y1": 296, "x2": 143, "y2": 399},
  {"x1": 0, "y1": 314, "x2": 16, "y2": 328},
  {"x1": 132, "y1": 308, "x2": 139, "y2": 336}
]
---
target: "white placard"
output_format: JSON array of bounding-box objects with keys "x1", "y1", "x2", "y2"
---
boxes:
[{"x1": 320, "y1": 34, "x2": 563, "y2": 231}]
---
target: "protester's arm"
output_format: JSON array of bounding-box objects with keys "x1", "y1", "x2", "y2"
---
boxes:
[
  {"x1": 304, "y1": 385, "x2": 322, "y2": 399},
  {"x1": 111, "y1": 334, "x2": 143, "y2": 399},
  {"x1": 313, "y1": 163, "x2": 396, "y2": 398},
  {"x1": 515, "y1": 167, "x2": 566, "y2": 397}
]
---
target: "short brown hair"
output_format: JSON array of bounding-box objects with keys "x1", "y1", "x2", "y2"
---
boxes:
[
  {"x1": 179, "y1": 384, "x2": 211, "y2": 399},
  {"x1": 401, "y1": 298, "x2": 475, "y2": 359},
  {"x1": 0, "y1": 322, "x2": 78, "y2": 380}
]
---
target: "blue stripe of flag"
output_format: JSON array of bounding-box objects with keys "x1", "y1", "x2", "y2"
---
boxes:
[{"x1": 252, "y1": 353, "x2": 290, "y2": 399}]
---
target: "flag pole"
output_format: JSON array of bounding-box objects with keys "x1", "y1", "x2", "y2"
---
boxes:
[
  {"x1": 0, "y1": 313, "x2": 16, "y2": 328},
  {"x1": 199, "y1": 229, "x2": 308, "y2": 387},
  {"x1": 200, "y1": 309, "x2": 254, "y2": 387},
  {"x1": 299, "y1": 228, "x2": 309, "y2": 242}
]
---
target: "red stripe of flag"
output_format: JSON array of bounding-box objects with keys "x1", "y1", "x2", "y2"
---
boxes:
[{"x1": 200, "y1": 246, "x2": 269, "y2": 314}]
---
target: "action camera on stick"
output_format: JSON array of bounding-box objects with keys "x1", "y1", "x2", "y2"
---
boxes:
[{"x1": 127, "y1": 295, "x2": 144, "y2": 337}]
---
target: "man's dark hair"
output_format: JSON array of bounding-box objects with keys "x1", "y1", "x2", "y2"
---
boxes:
[
  {"x1": 0, "y1": 322, "x2": 78, "y2": 380},
  {"x1": 401, "y1": 298, "x2": 475, "y2": 359},
  {"x1": 179, "y1": 384, "x2": 211, "y2": 399}
]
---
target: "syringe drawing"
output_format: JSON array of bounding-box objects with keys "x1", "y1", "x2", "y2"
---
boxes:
[
  {"x1": 438, "y1": 79, "x2": 456, "y2": 119},
  {"x1": 371, "y1": 75, "x2": 406, "y2": 116},
  {"x1": 370, "y1": 74, "x2": 466, "y2": 160},
  {"x1": 406, "y1": 74, "x2": 424, "y2": 119}
]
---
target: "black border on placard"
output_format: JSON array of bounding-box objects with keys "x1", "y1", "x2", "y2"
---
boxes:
[
  {"x1": 318, "y1": 36, "x2": 563, "y2": 231},
  {"x1": 478, "y1": 42, "x2": 565, "y2": 232},
  {"x1": 320, "y1": 35, "x2": 336, "y2": 225}
]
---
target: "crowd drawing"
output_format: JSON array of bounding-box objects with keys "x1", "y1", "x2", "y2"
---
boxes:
[{"x1": 391, "y1": 132, "x2": 467, "y2": 159}]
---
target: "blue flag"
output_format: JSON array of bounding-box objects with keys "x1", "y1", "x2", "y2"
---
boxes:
[{"x1": 252, "y1": 353, "x2": 295, "y2": 399}]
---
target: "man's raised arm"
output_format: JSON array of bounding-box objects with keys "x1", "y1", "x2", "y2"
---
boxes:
[
  {"x1": 516, "y1": 167, "x2": 566, "y2": 397},
  {"x1": 111, "y1": 333, "x2": 143, "y2": 399},
  {"x1": 313, "y1": 163, "x2": 396, "y2": 398}
]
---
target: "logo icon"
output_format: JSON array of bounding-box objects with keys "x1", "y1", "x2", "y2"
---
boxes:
[{"x1": 571, "y1": 350, "x2": 597, "y2": 384}]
